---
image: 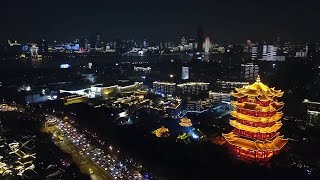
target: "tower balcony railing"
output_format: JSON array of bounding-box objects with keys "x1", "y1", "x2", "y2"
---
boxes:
[
  {"x1": 238, "y1": 97, "x2": 270, "y2": 106},
  {"x1": 237, "y1": 109, "x2": 276, "y2": 117},
  {"x1": 236, "y1": 118, "x2": 276, "y2": 128},
  {"x1": 233, "y1": 129, "x2": 277, "y2": 140}
]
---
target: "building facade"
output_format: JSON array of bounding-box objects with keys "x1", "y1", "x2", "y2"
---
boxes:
[
  {"x1": 302, "y1": 99, "x2": 320, "y2": 126},
  {"x1": 186, "y1": 99, "x2": 211, "y2": 112},
  {"x1": 152, "y1": 82, "x2": 176, "y2": 95},
  {"x1": 177, "y1": 82, "x2": 209, "y2": 97},
  {"x1": 203, "y1": 37, "x2": 211, "y2": 54},
  {"x1": 251, "y1": 44, "x2": 285, "y2": 61},
  {"x1": 241, "y1": 63, "x2": 259, "y2": 81},
  {"x1": 181, "y1": 66, "x2": 189, "y2": 80},
  {"x1": 216, "y1": 81, "x2": 249, "y2": 93}
]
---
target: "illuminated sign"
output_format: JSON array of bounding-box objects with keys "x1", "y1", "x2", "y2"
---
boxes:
[{"x1": 22, "y1": 45, "x2": 29, "y2": 52}]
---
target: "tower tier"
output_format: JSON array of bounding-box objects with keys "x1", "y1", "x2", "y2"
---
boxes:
[{"x1": 230, "y1": 111, "x2": 283, "y2": 123}]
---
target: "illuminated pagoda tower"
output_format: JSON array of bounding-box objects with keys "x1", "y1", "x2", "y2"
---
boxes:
[{"x1": 223, "y1": 76, "x2": 288, "y2": 161}]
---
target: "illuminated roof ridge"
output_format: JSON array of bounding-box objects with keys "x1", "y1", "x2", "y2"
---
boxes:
[
  {"x1": 233, "y1": 75, "x2": 283, "y2": 98},
  {"x1": 223, "y1": 132, "x2": 288, "y2": 151}
]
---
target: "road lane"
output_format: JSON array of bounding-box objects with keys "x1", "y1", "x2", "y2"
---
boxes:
[{"x1": 44, "y1": 126, "x2": 113, "y2": 180}]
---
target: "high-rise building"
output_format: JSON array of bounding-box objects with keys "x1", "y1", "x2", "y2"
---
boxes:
[
  {"x1": 263, "y1": 45, "x2": 277, "y2": 60},
  {"x1": 251, "y1": 44, "x2": 285, "y2": 61},
  {"x1": 153, "y1": 82, "x2": 176, "y2": 95},
  {"x1": 143, "y1": 39, "x2": 147, "y2": 49},
  {"x1": 90, "y1": 34, "x2": 96, "y2": 49},
  {"x1": 95, "y1": 33, "x2": 103, "y2": 51},
  {"x1": 203, "y1": 37, "x2": 211, "y2": 54},
  {"x1": 153, "y1": 81, "x2": 209, "y2": 97},
  {"x1": 96, "y1": 33, "x2": 101, "y2": 49},
  {"x1": 30, "y1": 44, "x2": 39, "y2": 57},
  {"x1": 80, "y1": 38, "x2": 89, "y2": 51},
  {"x1": 293, "y1": 44, "x2": 308, "y2": 58},
  {"x1": 177, "y1": 82, "x2": 209, "y2": 96},
  {"x1": 196, "y1": 26, "x2": 204, "y2": 52},
  {"x1": 181, "y1": 37, "x2": 187, "y2": 46},
  {"x1": 251, "y1": 46, "x2": 258, "y2": 60},
  {"x1": 88, "y1": 62, "x2": 93, "y2": 69},
  {"x1": 90, "y1": 33, "x2": 102, "y2": 50},
  {"x1": 307, "y1": 43, "x2": 317, "y2": 63},
  {"x1": 302, "y1": 99, "x2": 320, "y2": 126},
  {"x1": 223, "y1": 76, "x2": 288, "y2": 161},
  {"x1": 186, "y1": 99, "x2": 211, "y2": 112},
  {"x1": 188, "y1": 39, "x2": 195, "y2": 50},
  {"x1": 38, "y1": 37, "x2": 48, "y2": 55},
  {"x1": 216, "y1": 81, "x2": 249, "y2": 93},
  {"x1": 159, "y1": 42, "x2": 163, "y2": 50},
  {"x1": 246, "y1": 40, "x2": 253, "y2": 52},
  {"x1": 181, "y1": 66, "x2": 189, "y2": 80},
  {"x1": 241, "y1": 63, "x2": 259, "y2": 81},
  {"x1": 276, "y1": 36, "x2": 281, "y2": 49}
]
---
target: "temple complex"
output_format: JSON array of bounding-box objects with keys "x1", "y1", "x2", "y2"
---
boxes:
[
  {"x1": 152, "y1": 126, "x2": 170, "y2": 138},
  {"x1": 179, "y1": 118, "x2": 193, "y2": 127}
]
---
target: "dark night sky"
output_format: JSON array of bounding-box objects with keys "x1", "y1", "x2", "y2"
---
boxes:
[{"x1": 1, "y1": 0, "x2": 320, "y2": 43}]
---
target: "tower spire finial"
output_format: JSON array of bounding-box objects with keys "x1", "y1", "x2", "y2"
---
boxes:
[{"x1": 256, "y1": 75, "x2": 261, "y2": 83}]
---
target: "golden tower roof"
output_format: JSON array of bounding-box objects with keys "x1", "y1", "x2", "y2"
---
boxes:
[
  {"x1": 232, "y1": 75, "x2": 283, "y2": 99},
  {"x1": 222, "y1": 132, "x2": 288, "y2": 151}
]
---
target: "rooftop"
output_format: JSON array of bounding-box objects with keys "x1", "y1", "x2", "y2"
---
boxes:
[
  {"x1": 223, "y1": 132, "x2": 288, "y2": 151},
  {"x1": 232, "y1": 75, "x2": 284, "y2": 99}
]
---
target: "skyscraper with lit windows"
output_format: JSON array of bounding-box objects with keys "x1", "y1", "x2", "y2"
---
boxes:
[
  {"x1": 203, "y1": 37, "x2": 211, "y2": 54},
  {"x1": 181, "y1": 66, "x2": 189, "y2": 80}
]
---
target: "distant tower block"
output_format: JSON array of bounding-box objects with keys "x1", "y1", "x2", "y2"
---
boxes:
[
  {"x1": 30, "y1": 45, "x2": 39, "y2": 57},
  {"x1": 181, "y1": 66, "x2": 189, "y2": 80},
  {"x1": 203, "y1": 37, "x2": 211, "y2": 54},
  {"x1": 143, "y1": 39, "x2": 147, "y2": 48},
  {"x1": 196, "y1": 26, "x2": 204, "y2": 52},
  {"x1": 181, "y1": 37, "x2": 187, "y2": 45},
  {"x1": 241, "y1": 63, "x2": 259, "y2": 81},
  {"x1": 222, "y1": 76, "x2": 288, "y2": 161}
]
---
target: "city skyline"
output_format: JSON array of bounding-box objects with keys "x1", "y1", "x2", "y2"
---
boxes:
[
  {"x1": 1, "y1": 0, "x2": 320, "y2": 43},
  {"x1": 1, "y1": 1, "x2": 320, "y2": 179}
]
